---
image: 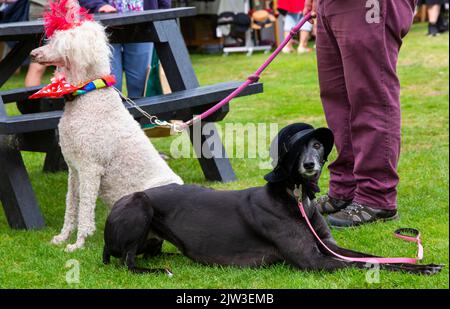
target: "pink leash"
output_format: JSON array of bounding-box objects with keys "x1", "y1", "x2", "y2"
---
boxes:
[
  {"x1": 181, "y1": 12, "x2": 314, "y2": 129},
  {"x1": 298, "y1": 201, "x2": 424, "y2": 264}
]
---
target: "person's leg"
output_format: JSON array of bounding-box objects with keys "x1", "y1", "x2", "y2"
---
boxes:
[
  {"x1": 437, "y1": 3, "x2": 449, "y2": 32},
  {"x1": 122, "y1": 43, "x2": 152, "y2": 98},
  {"x1": 282, "y1": 13, "x2": 297, "y2": 53},
  {"x1": 110, "y1": 44, "x2": 124, "y2": 92},
  {"x1": 299, "y1": 31, "x2": 311, "y2": 49},
  {"x1": 25, "y1": 3, "x2": 46, "y2": 87},
  {"x1": 298, "y1": 14, "x2": 313, "y2": 53},
  {"x1": 316, "y1": 1, "x2": 356, "y2": 203},
  {"x1": 325, "y1": 0, "x2": 416, "y2": 226},
  {"x1": 25, "y1": 63, "x2": 47, "y2": 87},
  {"x1": 428, "y1": 3, "x2": 442, "y2": 35},
  {"x1": 428, "y1": 4, "x2": 441, "y2": 23}
]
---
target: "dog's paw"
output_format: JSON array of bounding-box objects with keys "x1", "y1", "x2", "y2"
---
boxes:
[
  {"x1": 396, "y1": 263, "x2": 444, "y2": 275},
  {"x1": 86, "y1": 226, "x2": 96, "y2": 237},
  {"x1": 420, "y1": 264, "x2": 444, "y2": 276},
  {"x1": 65, "y1": 242, "x2": 84, "y2": 253},
  {"x1": 51, "y1": 234, "x2": 68, "y2": 245}
]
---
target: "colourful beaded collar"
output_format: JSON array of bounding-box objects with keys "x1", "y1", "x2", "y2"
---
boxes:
[{"x1": 29, "y1": 75, "x2": 116, "y2": 101}]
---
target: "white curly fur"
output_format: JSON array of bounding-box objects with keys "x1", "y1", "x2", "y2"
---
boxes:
[{"x1": 31, "y1": 21, "x2": 183, "y2": 252}]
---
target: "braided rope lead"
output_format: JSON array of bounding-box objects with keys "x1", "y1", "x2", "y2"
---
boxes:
[
  {"x1": 114, "y1": 12, "x2": 313, "y2": 134},
  {"x1": 179, "y1": 12, "x2": 313, "y2": 131}
]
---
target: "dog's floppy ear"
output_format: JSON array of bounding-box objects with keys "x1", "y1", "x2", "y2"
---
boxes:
[
  {"x1": 111, "y1": 192, "x2": 153, "y2": 224},
  {"x1": 106, "y1": 192, "x2": 153, "y2": 245},
  {"x1": 114, "y1": 191, "x2": 151, "y2": 209}
]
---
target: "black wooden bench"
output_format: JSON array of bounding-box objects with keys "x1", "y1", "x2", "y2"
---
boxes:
[{"x1": 0, "y1": 8, "x2": 263, "y2": 230}]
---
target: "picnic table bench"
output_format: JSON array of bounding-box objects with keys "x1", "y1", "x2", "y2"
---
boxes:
[{"x1": 0, "y1": 8, "x2": 263, "y2": 230}]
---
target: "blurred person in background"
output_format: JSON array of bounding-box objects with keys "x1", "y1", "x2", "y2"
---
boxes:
[
  {"x1": 1, "y1": 0, "x2": 28, "y2": 73},
  {"x1": 25, "y1": 1, "x2": 48, "y2": 87},
  {"x1": 80, "y1": 0, "x2": 171, "y2": 97},
  {"x1": 421, "y1": 0, "x2": 448, "y2": 36},
  {"x1": 278, "y1": 0, "x2": 313, "y2": 54}
]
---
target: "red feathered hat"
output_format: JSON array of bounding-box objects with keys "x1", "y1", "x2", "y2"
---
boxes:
[{"x1": 44, "y1": 0, "x2": 94, "y2": 38}]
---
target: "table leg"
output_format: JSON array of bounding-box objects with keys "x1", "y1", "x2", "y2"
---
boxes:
[
  {"x1": 189, "y1": 122, "x2": 236, "y2": 182},
  {"x1": 153, "y1": 19, "x2": 199, "y2": 91},
  {"x1": 0, "y1": 135, "x2": 45, "y2": 229},
  {"x1": 43, "y1": 130, "x2": 67, "y2": 173},
  {"x1": 153, "y1": 19, "x2": 237, "y2": 182},
  {"x1": 0, "y1": 40, "x2": 37, "y2": 87}
]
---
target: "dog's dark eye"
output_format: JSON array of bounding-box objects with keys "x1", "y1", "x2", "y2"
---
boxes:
[{"x1": 313, "y1": 143, "x2": 321, "y2": 149}]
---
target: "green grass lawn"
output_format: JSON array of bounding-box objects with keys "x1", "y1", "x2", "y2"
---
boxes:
[{"x1": 0, "y1": 23, "x2": 448, "y2": 289}]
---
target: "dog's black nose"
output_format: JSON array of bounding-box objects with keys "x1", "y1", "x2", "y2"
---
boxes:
[{"x1": 303, "y1": 162, "x2": 315, "y2": 170}]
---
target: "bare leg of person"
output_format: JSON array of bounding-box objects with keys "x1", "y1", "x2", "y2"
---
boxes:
[
  {"x1": 298, "y1": 30, "x2": 312, "y2": 53},
  {"x1": 428, "y1": 4, "x2": 442, "y2": 36},
  {"x1": 282, "y1": 32, "x2": 294, "y2": 53},
  {"x1": 25, "y1": 63, "x2": 46, "y2": 87}
]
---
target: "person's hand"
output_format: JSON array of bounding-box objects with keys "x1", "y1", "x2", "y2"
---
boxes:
[
  {"x1": 304, "y1": 0, "x2": 317, "y2": 17},
  {"x1": 98, "y1": 4, "x2": 117, "y2": 13}
]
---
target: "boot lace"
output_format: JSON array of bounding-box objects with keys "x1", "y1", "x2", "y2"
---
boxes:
[{"x1": 342, "y1": 202, "x2": 365, "y2": 215}]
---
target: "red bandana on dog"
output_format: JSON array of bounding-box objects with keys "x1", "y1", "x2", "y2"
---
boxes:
[{"x1": 29, "y1": 75, "x2": 116, "y2": 100}]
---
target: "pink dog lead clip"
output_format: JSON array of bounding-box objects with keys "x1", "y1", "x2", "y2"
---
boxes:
[{"x1": 298, "y1": 201, "x2": 425, "y2": 265}]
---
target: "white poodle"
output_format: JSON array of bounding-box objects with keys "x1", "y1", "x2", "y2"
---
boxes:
[{"x1": 30, "y1": 19, "x2": 183, "y2": 252}]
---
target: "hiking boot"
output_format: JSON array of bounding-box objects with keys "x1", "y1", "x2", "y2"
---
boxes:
[
  {"x1": 314, "y1": 194, "x2": 352, "y2": 215},
  {"x1": 327, "y1": 202, "x2": 399, "y2": 228}
]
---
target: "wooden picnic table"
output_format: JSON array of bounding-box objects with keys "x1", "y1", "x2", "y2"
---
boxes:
[{"x1": 0, "y1": 8, "x2": 263, "y2": 230}]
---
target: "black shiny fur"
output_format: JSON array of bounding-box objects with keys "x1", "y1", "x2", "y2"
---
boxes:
[{"x1": 103, "y1": 140, "x2": 443, "y2": 276}]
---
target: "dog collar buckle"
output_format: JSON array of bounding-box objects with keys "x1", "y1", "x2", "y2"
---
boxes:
[{"x1": 293, "y1": 185, "x2": 302, "y2": 200}]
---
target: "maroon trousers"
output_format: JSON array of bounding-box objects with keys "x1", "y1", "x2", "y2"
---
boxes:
[{"x1": 316, "y1": 0, "x2": 416, "y2": 209}]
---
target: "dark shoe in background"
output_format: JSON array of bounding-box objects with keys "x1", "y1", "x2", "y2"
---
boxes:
[
  {"x1": 314, "y1": 194, "x2": 352, "y2": 215},
  {"x1": 428, "y1": 23, "x2": 440, "y2": 37},
  {"x1": 438, "y1": 3, "x2": 449, "y2": 33},
  {"x1": 327, "y1": 202, "x2": 399, "y2": 228},
  {"x1": 437, "y1": 15, "x2": 449, "y2": 33}
]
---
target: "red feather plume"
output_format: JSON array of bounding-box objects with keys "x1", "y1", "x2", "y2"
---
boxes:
[{"x1": 44, "y1": 0, "x2": 94, "y2": 38}]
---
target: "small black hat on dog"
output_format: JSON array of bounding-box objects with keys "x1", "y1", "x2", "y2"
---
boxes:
[{"x1": 264, "y1": 123, "x2": 334, "y2": 184}]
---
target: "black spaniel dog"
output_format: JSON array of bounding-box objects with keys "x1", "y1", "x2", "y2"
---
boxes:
[{"x1": 103, "y1": 123, "x2": 442, "y2": 276}]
